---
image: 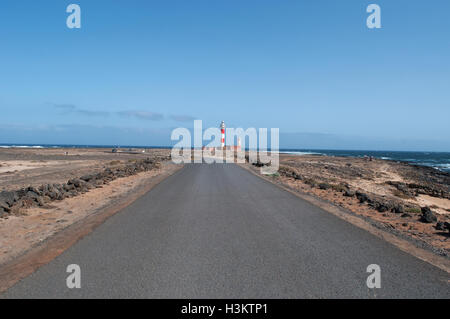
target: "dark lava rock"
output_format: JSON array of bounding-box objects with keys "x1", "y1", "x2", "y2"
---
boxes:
[
  {"x1": 318, "y1": 183, "x2": 331, "y2": 190},
  {"x1": 392, "y1": 204, "x2": 404, "y2": 214},
  {"x1": 68, "y1": 178, "x2": 83, "y2": 187},
  {"x1": 356, "y1": 191, "x2": 369, "y2": 203},
  {"x1": 252, "y1": 161, "x2": 268, "y2": 168},
  {"x1": 435, "y1": 222, "x2": 446, "y2": 231},
  {"x1": 17, "y1": 198, "x2": 35, "y2": 209},
  {"x1": 48, "y1": 191, "x2": 60, "y2": 200},
  {"x1": 27, "y1": 186, "x2": 41, "y2": 195},
  {"x1": 41, "y1": 184, "x2": 53, "y2": 195},
  {"x1": 444, "y1": 222, "x2": 450, "y2": 233},
  {"x1": 344, "y1": 190, "x2": 355, "y2": 197},
  {"x1": 80, "y1": 174, "x2": 96, "y2": 182},
  {"x1": 0, "y1": 198, "x2": 10, "y2": 211},
  {"x1": 0, "y1": 191, "x2": 18, "y2": 206},
  {"x1": 377, "y1": 204, "x2": 389, "y2": 213},
  {"x1": 85, "y1": 182, "x2": 95, "y2": 190},
  {"x1": 368, "y1": 198, "x2": 392, "y2": 213},
  {"x1": 401, "y1": 213, "x2": 412, "y2": 218},
  {"x1": 93, "y1": 179, "x2": 104, "y2": 186},
  {"x1": 25, "y1": 191, "x2": 40, "y2": 200},
  {"x1": 63, "y1": 184, "x2": 75, "y2": 192},
  {"x1": 52, "y1": 184, "x2": 63, "y2": 192},
  {"x1": 420, "y1": 207, "x2": 437, "y2": 223},
  {"x1": 36, "y1": 196, "x2": 45, "y2": 207},
  {"x1": 68, "y1": 190, "x2": 78, "y2": 197}
]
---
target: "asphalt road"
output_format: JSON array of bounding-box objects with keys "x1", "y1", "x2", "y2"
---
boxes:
[{"x1": 2, "y1": 164, "x2": 449, "y2": 298}]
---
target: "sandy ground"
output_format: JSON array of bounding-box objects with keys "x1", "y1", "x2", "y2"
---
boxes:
[
  {"x1": 0, "y1": 160, "x2": 66, "y2": 174},
  {"x1": 0, "y1": 148, "x2": 174, "y2": 266},
  {"x1": 411, "y1": 195, "x2": 450, "y2": 215}
]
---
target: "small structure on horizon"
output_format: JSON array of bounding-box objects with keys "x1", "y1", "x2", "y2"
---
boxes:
[
  {"x1": 202, "y1": 121, "x2": 242, "y2": 152},
  {"x1": 220, "y1": 120, "x2": 225, "y2": 148}
]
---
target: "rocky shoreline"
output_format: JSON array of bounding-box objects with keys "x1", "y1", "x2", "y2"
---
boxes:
[
  {"x1": 252, "y1": 154, "x2": 450, "y2": 256},
  {"x1": 277, "y1": 164, "x2": 450, "y2": 232}
]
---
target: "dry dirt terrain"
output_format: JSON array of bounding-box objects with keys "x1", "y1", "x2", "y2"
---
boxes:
[
  {"x1": 0, "y1": 148, "x2": 171, "y2": 191},
  {"x1": 249, "y1": 154, "x2": 450, "y2": 257},
  {"x1": 0, "y1": 148, "x2": 175, "y2": 266}
]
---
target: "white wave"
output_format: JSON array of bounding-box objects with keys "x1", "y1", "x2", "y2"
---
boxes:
[
  {"x1": 0, "y1": 145, "x2": 44, "y2": 149},
  {"x1": 434, "y1": 163, "x2": 450, "y2": 169}
]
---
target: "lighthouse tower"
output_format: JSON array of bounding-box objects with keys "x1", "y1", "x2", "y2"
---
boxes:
[{"x1": 220, "y1": 121, "x2": 225, "y2": 149}]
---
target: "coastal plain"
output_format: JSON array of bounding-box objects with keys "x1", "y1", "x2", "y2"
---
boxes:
[{"x1": 0, "y1": 148, "x2": 449, "y2": 291}]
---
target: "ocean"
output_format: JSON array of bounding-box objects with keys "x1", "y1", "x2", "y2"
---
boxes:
[
  {"x1": 0, "y1": 144, "x2": 168, "y2": 150},
  {"x1": 279, "y1": 149, "x2": 450, "y2": 173},
  {"x1": 0, "y1": 144, "x2": 449, "y2": 173}
]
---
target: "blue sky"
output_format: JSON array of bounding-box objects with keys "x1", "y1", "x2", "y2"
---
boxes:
[{"x1": 0, "y1": 0, "x2": 449, "y2": 150}]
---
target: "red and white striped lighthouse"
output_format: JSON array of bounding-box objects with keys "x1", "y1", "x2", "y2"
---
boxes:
[{"x1": 220, "y1": 121, "x2": 225, "y2": 149}]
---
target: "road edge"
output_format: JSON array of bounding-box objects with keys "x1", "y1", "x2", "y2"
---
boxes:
[
  {"x1": 0, "y1": 162, "x2": 184, "y2": 294},
  {"x1": 238, "y1": 163, "x2": 450, "y2": 274}
]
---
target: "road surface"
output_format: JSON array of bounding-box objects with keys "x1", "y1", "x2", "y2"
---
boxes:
[{"x1": 2, "y1": 164, "x2": 449, "y2": 298}]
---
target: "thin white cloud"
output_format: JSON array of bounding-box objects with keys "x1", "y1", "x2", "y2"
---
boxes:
[
  {"x1": 52, "y1": 103, "x2": 195, "y2": 123},
  {"x1": 169, "y1": 114, "x2": 196, "y2": 122},
  {"x1": 118, "y1": 111, "x2": 164, "y2": 121}
]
